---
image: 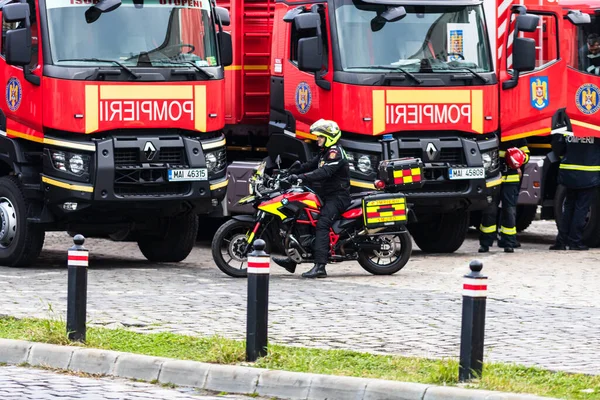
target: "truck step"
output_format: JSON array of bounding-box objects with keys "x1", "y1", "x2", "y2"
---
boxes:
[
  {"x1": 244, "y1": 52, "x2": 270, "y2": 58},
  {"x1": 245, "y1": 92, "x2": 270, "y2": 97},
  {"x1": 244, "y1": 112, "x2": 270, "y2": 117}
]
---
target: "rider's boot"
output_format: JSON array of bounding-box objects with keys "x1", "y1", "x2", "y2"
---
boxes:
[
  {"x1": 273, "y1": 257, "x2": 297, "y2": 273},
  {"x1": 301, "y1": 263, "x2": 327, "y2": 279}
]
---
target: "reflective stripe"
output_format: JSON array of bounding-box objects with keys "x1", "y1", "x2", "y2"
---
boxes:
[
  {"x1": 519, "y1": 146, "x2": 530, "y2": 153},
  {"x1": 501, "y1": 175, "x2": 520, "y2": 183},
  {"x1": 559, "y1": 164, "x2": 600, "y2": 172},
  {"x1": 500, "y1": 226, "x2": 516, "y2": 235},
  {"x1": 499, "y1": 150, "x2": 506, "y2": 157},
  {"x1": 479, "y1": 224, "x2": 496, "y2": 234}
]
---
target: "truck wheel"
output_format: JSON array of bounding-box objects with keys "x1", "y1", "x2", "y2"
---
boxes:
[
  {"x1": 408, "y1": 210, "x2": 469, "y2": 253},
  {"x1": 516, "y1": 205, "x2": 537, "y2": 233},
  {"x1": 554, "y1": 185, "x2": 600, "y2": 248},
  {"x1": 137, "y1": 213, "x2": 199, "y2": 262},
  {"x1": 0, "y1": 176, "x2": 45, "y2": 267}
]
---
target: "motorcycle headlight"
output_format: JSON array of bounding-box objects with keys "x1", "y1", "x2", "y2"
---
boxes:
[{"x1": 50, "y1": 150, "x2": 90, "y2": 176}]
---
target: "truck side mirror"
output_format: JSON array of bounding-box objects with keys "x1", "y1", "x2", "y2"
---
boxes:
[
  {"x1": 214, "y1": 6, "x2": 230, "y2": 26},
  {"x1": 3, "y1": 3, "x2": 31, "y2": 66},
  {"x1": 217, "y1": 31, "x2": 232, "y2": 67},
  {"x1": 515, "y1": 14, "x2": 539, "y2": 32},
  {"x1": 294, "y1": 12, "x2": 319, "y2": 31},
  {"x1": 512, "y1": 37, "x2": 536, "y2": 72},
  {"x1": 298, "y1": 37, "x2": 321, "y2": 72},
  {"x1": 502, "y1": 12, "x2": 540, "y2": 90},
  {"x1": 566, "y1": 10, "x2": 591, "y2": 25}
]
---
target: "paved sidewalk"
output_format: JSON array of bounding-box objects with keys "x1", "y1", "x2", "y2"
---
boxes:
[{"x1": 0, "y1": 365, "x2": 267, "y2": 400}]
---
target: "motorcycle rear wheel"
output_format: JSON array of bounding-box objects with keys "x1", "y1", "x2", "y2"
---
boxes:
[{"x1": 357, "y1": 231, "x2": 412, "y2": 275}]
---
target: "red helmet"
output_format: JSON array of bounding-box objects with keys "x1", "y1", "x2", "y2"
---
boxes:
[{"x1": 506, "y1": 147, "x2": 526, "y2": 169}]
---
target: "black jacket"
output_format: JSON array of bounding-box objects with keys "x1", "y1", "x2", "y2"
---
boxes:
[
  {"x1": 552, "y1": 134, "x2": 600, "y2": 189},
  {"x1": 295, "y1": 144, "x2": 351, "y2": 198},
  {"x1": 499, "y1": 138, "x2": 530, "y2": 184}
]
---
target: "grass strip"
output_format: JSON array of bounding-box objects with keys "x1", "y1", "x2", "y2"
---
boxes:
[{"x1": 0, "y1": 316, "x2": 598, "y2": 399}]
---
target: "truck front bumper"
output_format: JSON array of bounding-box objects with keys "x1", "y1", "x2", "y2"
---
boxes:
[
  {"x1": 41, "y1": 133, "x2": 228, "y2": 219},
  {"x1": 340, "y1": 135, "x2": 501, "y2": 213}
]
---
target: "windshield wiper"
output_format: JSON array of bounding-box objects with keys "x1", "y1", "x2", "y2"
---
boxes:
[
  {"x1": 357, "y1": 65, "x2": 423, "y2": 84},
  {"x1": 162, "y1": 60, "x2": 214, "y2": 79},
  {"x1": 446, "y1": 66, "x2": 489, "y2": 83},
  {"x1": 57, "y1": 58, "x2": 140, "y2": 79}
]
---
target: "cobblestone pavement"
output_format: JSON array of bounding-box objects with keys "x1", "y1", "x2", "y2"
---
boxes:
[
  {"x1": 1, "y1": 220, "x2": 599, "y2": 375},
  {"x1": 0, "y1": 366, "x2": 267, "y2": 399}
]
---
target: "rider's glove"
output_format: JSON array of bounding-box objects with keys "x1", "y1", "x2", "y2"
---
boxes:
[{"x1": 288, "y1": 174, "x2": 299, "y2": 183}]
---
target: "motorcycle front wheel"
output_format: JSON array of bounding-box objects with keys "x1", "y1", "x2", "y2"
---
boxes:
[
  {"x1": 211, "y1": 219, "x2": 271, "y2": 278},
  {"x1": 357, "y1": 231, "x2": 412, "y2": 275}
]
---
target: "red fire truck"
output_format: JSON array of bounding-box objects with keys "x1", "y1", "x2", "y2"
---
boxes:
[
  {"x1": 514, "y1": 0, "x2": 600, "y2": 246},
  {"x1": 0, "y1": 0, "x2": 234, "y2": 266},
  {"x1": 217, "y1": 0, "x2": 566, "y2": 253}
]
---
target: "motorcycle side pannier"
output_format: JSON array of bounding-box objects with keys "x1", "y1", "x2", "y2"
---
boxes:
[
  {"x1": 362, "y1": 193, "x2": 407, "y2": 229},
  {"x1": 377, "y1": 157, "x2": 424, "y2": 190}
]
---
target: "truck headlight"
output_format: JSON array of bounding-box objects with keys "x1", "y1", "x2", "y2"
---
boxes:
[
  {"x1": 346, "y1": 151, "x2": 378, "y2": 174},
  {"x1": 50, "y1": 150, "x2": 90, "y2": 176},
  {"x1": 482, "y1": 153, "x2": 492, "y2": 170},
  {"x1": 206, "y1": 149, "x2": 227, "y2": 173},
  {"x1": 206, "y1": 153, "x2": 218, "y2": 172},
  {"x1": 482, "y1": 149, "x2": 499, "y2": 172},
  {"x1": 357, "y1": 155, "x2": 372, "y2": 173}
]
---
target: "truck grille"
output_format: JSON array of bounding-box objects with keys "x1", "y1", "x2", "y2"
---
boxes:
[
  {"x1": 397, "y1": 148, "x2": 465, "y2": 164},
  {"x1": 114, "y1": 148, "x2": 186, "y2": 166}
]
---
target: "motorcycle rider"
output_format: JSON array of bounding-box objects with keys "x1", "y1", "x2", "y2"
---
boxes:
[
  {"x1": 478, "y1": 139, "x2": 529, "y2": 253},
  {"x1": 273, "y1": 119, "x2": 351, "y2": 278}
]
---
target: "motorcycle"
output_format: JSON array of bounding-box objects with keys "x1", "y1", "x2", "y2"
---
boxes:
[{"x1": 211, "y1": 160, "x2": 413, "y2": 278}]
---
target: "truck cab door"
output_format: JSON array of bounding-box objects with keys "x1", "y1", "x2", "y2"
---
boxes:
[
  {"x1": 281, "y1": 5, "x2": 333, "y2": 150},
  {"x1": 499, "y1": 4, "x2": 566, "y2": 142},
  {"x1": 564, "y1": 9, "x2": 600, "y2": 137},
  {"x1": 0, "y1": 3, "x2": 43, "y2": 136}
]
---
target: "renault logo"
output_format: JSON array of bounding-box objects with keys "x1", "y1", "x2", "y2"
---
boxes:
[
  {"x1": 426, "y1": 142, "x2": 438, "y2": 161},
  {"x1": 144, "y1": 141, "x2": 157, "y2": 161}
]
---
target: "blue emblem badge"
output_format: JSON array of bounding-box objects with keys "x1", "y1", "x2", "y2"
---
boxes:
[
  {"x1": 6, "y1": 77, "x2": 22, "y2": 112},
  {"x1": 530, "y1": 76, "x2": 549, "y2": 110},
  {"x1": 295, "y1": 82, "x2": 312, "y2": 114},
  {"x1": 575, "y1": 83, "x2": 600, "y2": 115}
]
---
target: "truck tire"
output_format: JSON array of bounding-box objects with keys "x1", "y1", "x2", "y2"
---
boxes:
[
  {"x1": 0, "y1": 176, "x2": 45, "y2": 267},
  {"x1": 553, "y1": 185, "x2": 600, "y2": 248},
  {"x1": 408, "y1": 210, "x2": 469, "y2": 253},
  {"x1": 137, "y1": 213, "x2": 199, "y2": 262},
  {"x1": 516, "y1": 205, "x2": 537, "y2": 233}
]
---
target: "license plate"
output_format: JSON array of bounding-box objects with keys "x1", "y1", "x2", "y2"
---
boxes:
[
  {"x1": 168, "y1": 168, "x2": 208, "y2": 181},
  {"x1": 448, "y1": 167, "x2": 485, "y2": 180}
]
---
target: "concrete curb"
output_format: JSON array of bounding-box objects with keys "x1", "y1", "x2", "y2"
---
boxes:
[{"x1": 0, "y1": 339, "x2": 558, "y2": 400}]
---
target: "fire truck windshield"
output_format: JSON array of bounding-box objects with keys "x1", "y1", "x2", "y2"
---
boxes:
[
  {"x1": 333, "y1": 1, "x2": 492, "y2": 74},
  {"x1": 46, "y1": 0, "x2": 219, "y2": 70}
]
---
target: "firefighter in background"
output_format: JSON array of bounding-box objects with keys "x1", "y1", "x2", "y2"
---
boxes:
[
  {"x1": 273, "y1": 119, "x2": 351, "y2": 279},
  {"x1": 549, "y1": 132, "x2": 600, "y2": 251},
  {"x1": 479, "y1": 141, "x2": 530, "y2": 253}
]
